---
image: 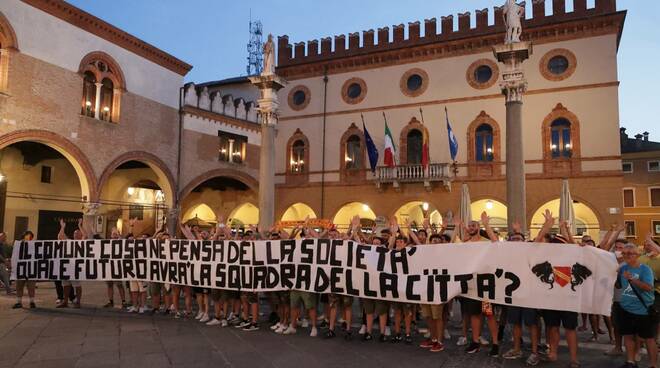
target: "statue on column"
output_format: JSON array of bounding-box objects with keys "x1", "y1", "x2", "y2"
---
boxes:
[
  {"x1": 503, "y1": 0, "x2": 525, "y2": 44},
  {"x1": 262, "y1": 34, "x2": 275, "y2": 76}
]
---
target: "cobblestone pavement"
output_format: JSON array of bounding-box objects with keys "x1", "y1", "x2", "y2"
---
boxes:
[{"x1": 0, "y1": 283, "x2": 645, "y2": 368}]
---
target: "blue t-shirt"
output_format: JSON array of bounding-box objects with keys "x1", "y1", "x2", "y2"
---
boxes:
[{"x1": 619, "y1": 263, "x2": 655, "y2": 315}]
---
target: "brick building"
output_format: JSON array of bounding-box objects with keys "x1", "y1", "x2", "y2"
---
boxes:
[{"x1": 0, "y1": 0, "x2": 630, "y2": 240}]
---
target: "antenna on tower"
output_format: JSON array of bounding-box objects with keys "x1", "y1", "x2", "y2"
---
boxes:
[{"x1": 246, "y1": 9, "x2": 263, "y2": 76}]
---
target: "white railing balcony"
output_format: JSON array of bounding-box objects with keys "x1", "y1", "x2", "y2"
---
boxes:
[{"x1": 373, "y1": 163, "x2": 452, "y2": 191}]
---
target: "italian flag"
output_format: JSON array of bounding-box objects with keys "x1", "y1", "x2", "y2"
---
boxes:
[{"x1": 384, "y1": 122, "x2": 397, "y2": 167}]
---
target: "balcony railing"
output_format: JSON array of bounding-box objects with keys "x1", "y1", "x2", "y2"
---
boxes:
[{"x1": 373, "y1": 163, "x2": 452, "y2": 190}]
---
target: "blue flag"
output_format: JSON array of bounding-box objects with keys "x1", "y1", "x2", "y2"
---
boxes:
[
  {"x1": 445, "y1": 108, "x2": 458, "y2": 161},
  {"x1": 363, "y1": 122, "x2": 379, "y2": 173}
]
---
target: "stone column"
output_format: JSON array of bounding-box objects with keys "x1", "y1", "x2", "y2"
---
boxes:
[
  {"x1": 493, "y1": 42, "x2": 532, "y2": 232},
  {"x1": 83, "y1": 202, "x2": 101, "y2": 236},
  {"x1": 94, "y1": 83, "x2": 102, "y2": 119},
  {"x1": 249, "y1": 74, "x2": 287, "y2": 230}
]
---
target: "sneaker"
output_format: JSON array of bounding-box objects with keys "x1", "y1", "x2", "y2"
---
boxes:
[
  {"x1": 444, "y1": 329, "x2": 451, "y2": 340},
  {"x1": 479, "y1": 337, "x2": 489, "y2": 346},
  {"x1": 12, "y1": 302, "x2": 22, "y2": 309},
  {"x1": 206, "y1": 318, "x2": 221, "y2": 326},
  {"x1": 359, "y1": 324, "x2": 367, "y2": 335},
  {"x1": 525, "y1": 353, "x2": 540, "y2": 366},
  {"x1": 502, "y1": 349, "x2": 523, "y2": 360},
  {"x1": 391, "y1": 333, "x2": 402, "y2": 343},
  {"x1": 430, "y1": 342, "x2": 445, "y2": 353},
  {"x1": 488, "y1": 344, "x2": 500, "y2": 357},
  {"x1": 404, "y1": 334, "x2": 412, "y2": 344},
  {"x1": 275, "y1": 324, "x2": 287, "y2": 334},
  {"x1": 174, "y1": 312, "x2": 182, "y2": 319},
  {"x1": 138, "y1": 307, "x2": 145, "y2": 314},
  {"x1": 363, "y1": 332, "x2": 372, "y2": 341},
  {"x1": 55, "y1": 299, "x2": 62, "y2": 305},
  {"x1": 195, "y1": 311, "x2": 204, "y2": 320},
  {"x1": 301, "y1": 318, "x2": 309, "y2": 328},
  {"x1": 200, "y1": 313, "x2": 210, "y2": 323},
  {"x1": 378, "y1": 334, "x2": 388, "y2": 343},
  {"x1": 465, "y1": 341, "x2": 480, "y2": 354},
  {"x1": 324, "y1": 329, "x2": 336, "y2": 339},
  {"x1": 103, "y1": 301, "x2": 114, "y2": 308},
  {"x1": 29, "y1": 302, "x2": 36, "y2": 309},
  {"x1": 420, "y1": 339, "x2": 435, "y2": 348},
  {"x1": 310, "y1": 327, "x2": 318, "y2": 337},
  {"x1": 635, "y1": 351, "x2": 642, "y2": 363},
  {"x1": 221, "y1": 319, "x2": 228, "y2": 327},
  {"x1": 56, "y1": 303, "x2": 68, "y2": 309},
  {"x1": 243, "y1": 322, "x2": 259, "y2": 331},
  {"x1": 127, "y1": 306, "x2": 137, "y2": 313},
  {"x1": 456, "y1": 336, "x2": 468, "y2": 346},
  {"x1": 283, "y1": 326, "x2": 297, "y2": 335},
  {"x1": 604, "y1": 348, "x2": 623, "y2": 356},
  {"x1": 270, "y1": 322, "x2": 281, "y2": 331},
  {"x1": 236, "y1": 319, "x2": 251, "y2": 329}
]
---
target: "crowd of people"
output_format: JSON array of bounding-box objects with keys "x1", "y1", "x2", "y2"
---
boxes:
[{"x1": 1, "y1": 211, "x2": 659, "y2": 368}]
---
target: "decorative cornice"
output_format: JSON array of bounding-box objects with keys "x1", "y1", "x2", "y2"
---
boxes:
[
  {"x1": 183, "y1": 105, "x2": 261, "y2": 133},
  {"x1": 277, "y1": 11, "x2": 626, "y2": 80},
  {"x1": 21, "y1": 0, "x2": 192, "y2": 76}
]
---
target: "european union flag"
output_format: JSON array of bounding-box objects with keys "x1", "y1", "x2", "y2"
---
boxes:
[{"x1": 446, "y1": 107, "x2": 458, "y2": 161}]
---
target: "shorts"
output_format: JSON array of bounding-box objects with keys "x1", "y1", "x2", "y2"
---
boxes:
[
  {"x1": 506, "y1": 306, "x2": 538, "y2": 326},
  {"x1": 391, "y1": 302, "x2": 415, "y2": 315},
  {"x1": 611, "y1": 302, "x2": 621, "y2": 328},
  {"x1": 62, "y1": 280, "x2": 81, "y2": 287},
  {"x1": 150, "y1": 283, "x2": 170, "y2": 296},
  {"x1": 618, "y1": 307, "x2": 655, "y2": 339},
  {"x1": 275, "y1": 291, "x2": 290, "y2": 305},
  {"x1": 290, "y1": 291, "x2": 317, "y2": 310},
  {"x1": 129, "y1": 281, "x2": 148, "y2": 293},
  {"x1": 542, "y1": 310, "x2": 578, "y2": 330},
  {"x1": 210, "y1": 289, "x2": 223, "y2": 302},
  {"x1": 241, "y1": 291, "x2": 258, "y2": 304},
  {"x1": 328, "y1": 294, "x2": 353, "y2": 308},
  {"x1": 420, "y1": 304, "x2": 444, "y2": 320},
  {"x1": 362, "y1": 298, "x2": 389, "y2": 315},
  {"x1": 460, "y1": 297, "x2": 483, "y2": 316}
]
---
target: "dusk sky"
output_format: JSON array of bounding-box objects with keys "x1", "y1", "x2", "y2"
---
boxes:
[{"x1": 67, "y1": 0, "x2": 658, "y2": 138}]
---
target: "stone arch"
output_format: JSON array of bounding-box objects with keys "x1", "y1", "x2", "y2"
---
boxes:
[
  {"x1": 541, "y1": 103, "x2": 582, "y2": 174},
  {"x1": 529, "y1": 195, "x2": 603, "y2": 240},
  {"x1": 339, "y1": 123, "x2": 366, "y2": 181},
  {"x1": 399, "y1": 117, "x2": 429, "y2": 165},
  {"x1": 0, "y1": 11, "x2": 19, "y2": 50},
  {"x1": 0, "y1": 129, "x2": 97, "y2": 200},
  {"x1": 180, "y1": 168, "x2": 259, "y2": 202},
  {"x1": 78, "y1": 51, "x2": 126, "y2": 90},
  {"x1": 97, "y1": 151, "x2": 176, "y2": 207},
  {"x1": 466, "y1": 111, "x2": 502, "y2": 177},
  {"x1": 285, "y1": 128, "x2": 310, "y2": 183}
]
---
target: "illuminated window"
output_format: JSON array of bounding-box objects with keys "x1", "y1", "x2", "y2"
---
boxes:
[
  {"x1": 550, "y1": 118, "x2": 572, "y2": 158},
  {"x1": 345, "y1": 135, "x2": 362, "y2": 170},
  {"x1": 475, "y1": 124, "x2": 494, "y2": 162},
  {"x1": 290, "y1": 140, "x2": 306, "y2": 173},
  {"x1": 218, "y1": 131, "x2": 247, "y2": 164},
  {"x1": 81, "y1": 71, "x2": 96, "y2": 117},
  {"x1": 79, "y1": 53, "x2": 123, "y2": 123}
]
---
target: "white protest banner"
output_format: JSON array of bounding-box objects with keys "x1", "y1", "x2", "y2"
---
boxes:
[{"x1": 11, "y1": 239, "x2": 617, "y2": 315}]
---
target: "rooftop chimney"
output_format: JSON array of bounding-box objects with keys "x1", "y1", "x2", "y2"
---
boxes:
[
  {"x1": 635, "y1": 134, "x2": 643, "y2": 140},
  {"x1": 643, "y1": 131, "x2": 650, "y2": 141}
]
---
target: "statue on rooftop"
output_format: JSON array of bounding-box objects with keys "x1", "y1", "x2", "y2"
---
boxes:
[
  {"x1": 262, "y1": 34, "x2": 275, "y2": 76},
  {"x1": 503, "y1": 0, "x2": 525, "y2": 44}
]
